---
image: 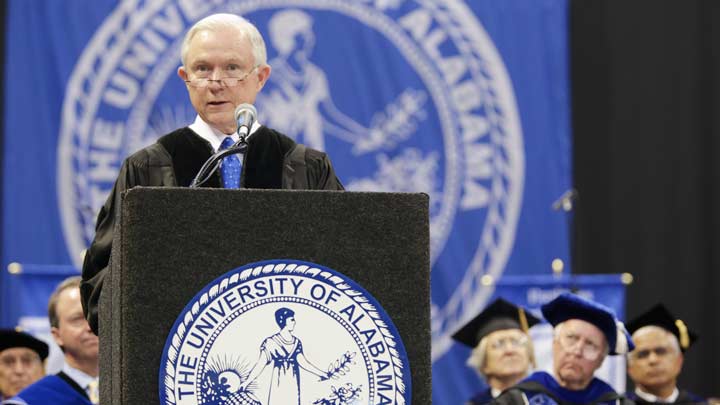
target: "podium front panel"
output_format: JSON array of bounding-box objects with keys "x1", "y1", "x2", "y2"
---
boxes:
[{"x1": 102, "y1": 188, "x2": 431, "y2": 404}]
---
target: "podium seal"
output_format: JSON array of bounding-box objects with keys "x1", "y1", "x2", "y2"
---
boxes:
[{"x1": 159, "y1": 260, "x2": 411, "y2": 405}]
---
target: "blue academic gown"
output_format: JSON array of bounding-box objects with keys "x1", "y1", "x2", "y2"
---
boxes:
[
  {"x1": 3, "y1": 374, "x2": 92, "y2": 405},
  {"x1": 492, "y1": 371, "x2": 630, "y2": 405}
]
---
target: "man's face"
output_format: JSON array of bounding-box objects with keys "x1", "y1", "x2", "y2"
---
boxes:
[
  {"x1": 51, "y1": 287, "x2": 99, "y2": 364},
  {"x1": 627, "y1": 327, "x2": 683, "y2": 393},
  {"x1": 0, "y1": 347, "x2": 43, "y2": 398},
  {"x1": 178, "y1": 27, "x2": 271, "y2": 134},
  {"x1": 552, "y1": 319, "x2": 607, "y2": 390},
  {"x1": 481, "y1": 329, "x2": 532, "y2": 379}
]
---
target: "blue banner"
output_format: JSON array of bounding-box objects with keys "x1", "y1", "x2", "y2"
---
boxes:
[{"x1": 2, "y1": 1, "x2": 571, "y2": 404}]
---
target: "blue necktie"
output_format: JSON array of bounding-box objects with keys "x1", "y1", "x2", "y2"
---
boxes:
[{"x1": 219, "y1": 137, "x2": 242, "y2": 189}]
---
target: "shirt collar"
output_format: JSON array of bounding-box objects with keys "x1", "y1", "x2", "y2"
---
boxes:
[
  {"x1": 62, "y1": 362, "x2": 96, "y2": 390},
  {"x1": 635, "y1": 386, "x2": 679, "y2": 403},
  {"x1": 188, "y1": 115, "x2": 261, "y2": 152}
]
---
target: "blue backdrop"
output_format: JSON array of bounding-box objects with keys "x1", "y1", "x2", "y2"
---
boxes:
[{"x1": 2, "y1": 1, "x2": 571, "y2": 404}]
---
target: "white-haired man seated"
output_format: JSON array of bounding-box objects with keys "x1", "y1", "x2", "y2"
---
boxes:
[
  {"x1": 452, "y1": 298, "x2": 540, "y2": 404},
  {"x1": 493, "y1": 292, "x2": 635, "y2": 405}
]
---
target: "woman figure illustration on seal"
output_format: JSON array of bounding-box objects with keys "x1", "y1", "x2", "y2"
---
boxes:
[{"x1": 240, "y1": 307, "x2": 329, "y2": 404}]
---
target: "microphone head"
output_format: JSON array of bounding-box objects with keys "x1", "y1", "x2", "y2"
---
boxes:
[
  {"x1": 234, "y1": 103, "x2": 257, "y2": 125},
  {"x1": 234, "y1": 103, "x2": 257, "y2": 139}
]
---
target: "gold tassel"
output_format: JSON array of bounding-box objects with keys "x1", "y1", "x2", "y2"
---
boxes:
[
  {"x1": 518, "y1": 308, "x2": 529, "y2": 333},
  {"x1": 675, "y1": 319, "x2": 690, "y2": 350}
]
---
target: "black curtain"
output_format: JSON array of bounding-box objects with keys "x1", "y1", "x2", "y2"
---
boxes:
[{"x1": 571, "y1": 0, "x2": 720, "y2": 397}]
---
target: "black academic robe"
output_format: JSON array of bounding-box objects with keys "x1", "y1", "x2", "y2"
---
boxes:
[
  {"x1": 492, "y1": 371, "x2": 634, "y2": 405},
  {"x1": 80, "y1": 126, "x2": 344, "y2": 333},
  {"x1": 467, "y1": 388, "x2": 494, "y2": 404},
  {"x1": 627, "y1": 390, "x2": 707, "y2": 404},
  {"x1": 3, "y1": 373, "x2": 92, "y2": 405}
]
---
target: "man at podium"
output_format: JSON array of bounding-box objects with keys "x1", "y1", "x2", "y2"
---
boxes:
[{"x1": 80, "y1": 13, "x2": 344, "y2": 334}]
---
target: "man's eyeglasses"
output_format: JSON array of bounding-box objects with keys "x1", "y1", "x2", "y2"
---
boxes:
[
  {"x1": 488, "y1": 335, "x2": 528, "y2": 351},
  {"x1": 185, "y1": 65, "x2": 258, "y2": 88},
  {"x1": 556, "y1": 331, "x2": 603, "y2": 361}
]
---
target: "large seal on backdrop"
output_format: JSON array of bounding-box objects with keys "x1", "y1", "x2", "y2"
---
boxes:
[{"x1": 57, "y1": 0, "x2": 524, "y2": 363}]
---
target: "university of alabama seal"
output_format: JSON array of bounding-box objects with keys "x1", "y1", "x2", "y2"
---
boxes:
[{"x1": 159, "y1": 260, "x2": 411, "y2": 405}]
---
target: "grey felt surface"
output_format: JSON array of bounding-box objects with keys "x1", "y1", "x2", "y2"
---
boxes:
[{"x1": 101, "y1": 188, "x2": 431, "y2": 404}]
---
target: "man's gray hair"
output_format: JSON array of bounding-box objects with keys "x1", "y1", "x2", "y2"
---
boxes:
[
  {"x1": 466, "y1": 335, "x2": 490, "y2": 375},
  {"x1": 181, "y1": 13, "x2": 267, "y2": 67}
]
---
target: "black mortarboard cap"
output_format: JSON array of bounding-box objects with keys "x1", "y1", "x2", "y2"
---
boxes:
[
  {"x1": 626, "y1": 303, "x2": 698, "y2": 352},
  {"x1": 0, "y1": 328, "x2": 49, "y2": 360},
  {"x1": 452, "y1": 297, "x2": 541, "y2": 348}
]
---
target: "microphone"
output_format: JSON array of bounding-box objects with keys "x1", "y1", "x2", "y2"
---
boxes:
[
  {"x1": 551, "y1": 188, "x2": 578, "y2": 212},
  {"x1": 234, "y1": 103, "x2": 257, "y2": 140}
]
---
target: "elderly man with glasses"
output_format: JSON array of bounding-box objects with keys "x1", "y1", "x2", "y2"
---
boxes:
[
  {"x1": 80, "y1": 13, "x2": 344, "y2": 335},
  {"x1": 493, "y1": 292, "x2": 635, "y2": 405},
  {"x1": 452, "y1": 298, "x2": 540, "y2": 404}
]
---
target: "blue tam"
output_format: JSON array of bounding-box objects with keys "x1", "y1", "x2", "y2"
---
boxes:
[{"x1": 541, "y1": 292, "x2": 634, "y2": 355}]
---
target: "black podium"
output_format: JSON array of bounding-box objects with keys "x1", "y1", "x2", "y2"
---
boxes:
[{"x1": 99, "y1": 187, "x2": 431, "y2": 404}]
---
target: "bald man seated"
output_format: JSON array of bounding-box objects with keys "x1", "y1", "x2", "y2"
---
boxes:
[{"x1": 626, "y1": 304, "x2": 705, "y2": 404}]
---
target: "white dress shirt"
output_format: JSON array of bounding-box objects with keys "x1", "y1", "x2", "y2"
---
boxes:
[
  {"x1": 634, "y1": 387, "x2": 680, "y2": 403},
  {"x1": 62, "y1": 363, "x2": 97, "y2": 401},
  {"x1": 188, "y1": 115, "x2": 261, "y2": 153}
]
